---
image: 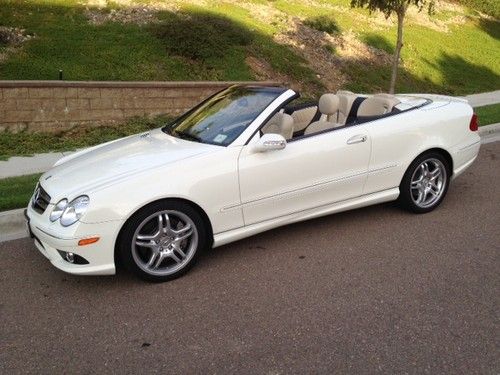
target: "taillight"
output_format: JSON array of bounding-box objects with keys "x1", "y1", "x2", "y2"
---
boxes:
[{"x1": 469, "y1": 113, "x2": 478, "y2": 131}]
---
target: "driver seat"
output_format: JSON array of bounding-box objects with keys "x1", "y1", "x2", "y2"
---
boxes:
[{"x1": 262, "y1": 112, "x2": 294, "y2": 140}]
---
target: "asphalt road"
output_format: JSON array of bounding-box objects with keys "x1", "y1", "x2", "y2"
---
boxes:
[{"x1": 1, "y1": 142, "x2": 499, "y2": 374}]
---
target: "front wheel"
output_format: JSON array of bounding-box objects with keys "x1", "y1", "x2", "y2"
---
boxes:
[
  {"x1": 398, "y1": 152, "x2": 450, "y2": 213},
  {"x1": 117, "y1": 200, "x2": 209, "y2": 282}
]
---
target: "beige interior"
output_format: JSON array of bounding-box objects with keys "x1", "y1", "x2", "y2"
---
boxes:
[
  {"x1": 262, "y1": 112, "x2": 294, "y2": 140},
  {"x1": 357, "y1": 94, "x2": 400, "y2": 117},
  {"x1": 291, "y1": 106, "x2": 318, "y2": 133},
  {"x1": 262, "y1": 92, "x2": 401, "y2": 140},
  {"x1": 336, "y1": 91, "x2": 357, "y2": 125},
  {"x1": 304, "y1": 94, "x2": 341, "y2": 135}
]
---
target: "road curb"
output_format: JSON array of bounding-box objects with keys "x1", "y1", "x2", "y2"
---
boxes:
[
  {"x1": 479, "y1": 123, "x2": 500, "y2": 144},
  {"x1": 0, "y1": 208, "x2": 27, "y2": 243},
  {"x1": 479, "y1": 123, "x2": 500, "y2": 136}
]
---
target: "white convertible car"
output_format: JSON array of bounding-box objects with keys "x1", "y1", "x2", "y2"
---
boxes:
[{"x1": 25, "y1": 85, "x2": 481, "y2": 281}]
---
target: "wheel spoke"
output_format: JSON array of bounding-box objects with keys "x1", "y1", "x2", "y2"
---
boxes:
[
  {"x1": 173, "y1": 243, "x2": 186, "y2": 259},
  {"x1": 173, "y1": 223, "x2": 191, "y2": 235},
  {"x1": 430, "y1": 168, "x2": 441, "y2": 180},
  {"x1": 153, "y1": 252, "x2": 166, "y2": 269},
  {"x1": 136, "y1": 233, "x2": 157, "y2": 241},
  {"x1": 416, "y1": 189, "x2": 424, "y2": 204},
  {"x1": 411, "y1": 176, "x2": 423, "y2": 189},
  {"x1": 159, "y1": 213, "x2": 171, "y2": 233},
  {"x1": 169, "y1": 251, "x2": 182, "y2": 264},
  {"x1": 175, "y1": 229, "x2": 193, "y2": 243},
  {"x1": 145, "y1": 251, "x2": 158, "y2": 268},
  {"x1": 135, "y1": 239, "x2": 156, "y2": 248}
]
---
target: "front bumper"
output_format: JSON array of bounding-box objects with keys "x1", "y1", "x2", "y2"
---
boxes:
[{"x1": 25, "y1": 205, "x2": 123, "y2": 276}]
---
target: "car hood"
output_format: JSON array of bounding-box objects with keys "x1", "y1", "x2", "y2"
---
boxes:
[{"x1": 40, "y1": 129, "x2": 218, "y2": 200}]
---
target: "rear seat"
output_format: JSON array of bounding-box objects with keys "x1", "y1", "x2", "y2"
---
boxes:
[
  {"x1": 357, "y1": 94, "x2": 400, "y2": 117},
  {"x1": 336, "y1": 91, "x2": 357, "y2": 125}
]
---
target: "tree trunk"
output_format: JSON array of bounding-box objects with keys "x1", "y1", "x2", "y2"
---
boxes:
[{"x1": 389, "y1": 10, "x2": 405, "y2": 94}]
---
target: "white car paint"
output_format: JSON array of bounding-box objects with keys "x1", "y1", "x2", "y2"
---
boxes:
[{"x1": 25, "y1": 89, "x2": 480, "y2": 276}]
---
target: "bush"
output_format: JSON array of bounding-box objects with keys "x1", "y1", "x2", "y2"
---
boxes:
[
  {"x1": 151, "y1": 12, "x2": 253, "y2": 61},
  {"x1": 304, "y1": 15, "x2": 340, "y2": 35}
]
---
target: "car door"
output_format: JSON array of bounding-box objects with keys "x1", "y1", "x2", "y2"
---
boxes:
[{"x1": 237, "y1": 125, "x2": 372, "y2": 225}]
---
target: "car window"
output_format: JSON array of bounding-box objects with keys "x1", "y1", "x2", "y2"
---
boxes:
[{"x1": 164, "y1": 86, "x2": 284, "y2": 146}]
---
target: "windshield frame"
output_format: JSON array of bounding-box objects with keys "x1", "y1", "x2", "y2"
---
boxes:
[{"x1": 162, "y1": 85, "x2": 289, "y2": 147}]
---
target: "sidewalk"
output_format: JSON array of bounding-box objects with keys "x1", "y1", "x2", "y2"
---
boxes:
[
  {"x1": 465, "y1": 90, "x2": 500, "y2": 107},
  {"x1": 0, "y1": 150, "x2": 76, "y2": 178}
]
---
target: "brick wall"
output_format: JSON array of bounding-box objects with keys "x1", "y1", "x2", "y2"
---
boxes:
[{"x1": 0, "y1": 80, "x2": 280, "y2": 133}]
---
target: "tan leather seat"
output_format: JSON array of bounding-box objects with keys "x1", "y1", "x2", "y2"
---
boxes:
[
  {"x1": 262, "y1": 112, "x2": 294, "y2": 140},
  {"x1": 291, "y1": 106, "x2": 318, "y2": 133},
  {"x1": 336, "y1": 91, "x2": 358, "y2": 125},
  {"x1": 357, "y1": 94, "x2": 401, "y2": 117},
  {"x1": 304, "y1": 94, "x2": 340, "y2": 135}
]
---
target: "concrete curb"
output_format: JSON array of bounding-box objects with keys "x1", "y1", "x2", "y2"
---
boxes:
[
  {"x1": 0, "y1": 208, "x2": 27, "y2": 243},
  {"x1": 479, "y1": 123, "x2": 500, "y2": 144},
  {"x1": 1, "y1": 124, "x2": 499, "y2": 243}
]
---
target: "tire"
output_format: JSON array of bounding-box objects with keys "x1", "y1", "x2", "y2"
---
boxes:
[
  {"x1": 117, "y1": 200, "x2": 209, "y2": 282},
  {"x1": 398, "y1": 152, "x2": 451, "y2": 214}
]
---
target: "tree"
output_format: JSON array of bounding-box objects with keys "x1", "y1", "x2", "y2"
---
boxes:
[{"x1": 350, "y1": 0, "x2": 434, "y2": 94}]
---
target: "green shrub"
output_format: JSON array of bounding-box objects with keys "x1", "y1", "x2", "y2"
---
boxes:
[
  {"x1": 151, "y1": 12, "x2": 253, "y2": 61},
  {"x1": 304, "y1": 15, "x2": 340, "y2": 35}
]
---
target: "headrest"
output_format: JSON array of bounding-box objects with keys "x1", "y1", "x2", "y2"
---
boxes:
[{"x1": 318, "y1": 94, "x2": 339, "y2": 116}]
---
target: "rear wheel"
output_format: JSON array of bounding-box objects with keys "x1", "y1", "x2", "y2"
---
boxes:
[
  {"x1": 117, "y1": 200, "x2": 209, "y2": 282},
  {"x1": 399, "y1": 152, "x2": 450, "y2": 213}
]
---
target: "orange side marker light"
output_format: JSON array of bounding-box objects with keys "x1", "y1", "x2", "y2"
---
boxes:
[{"x1": 78, "y1": 237, "x2": 100, "y2": 246}]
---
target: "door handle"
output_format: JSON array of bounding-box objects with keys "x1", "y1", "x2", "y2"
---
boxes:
[{"x1": 346, "y1": 135, "x2": 367, "y2": 145}]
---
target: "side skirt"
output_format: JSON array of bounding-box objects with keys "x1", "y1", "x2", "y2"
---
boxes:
[{"x1": 212, "y1": 187, "x2": 400, "y2": 248}]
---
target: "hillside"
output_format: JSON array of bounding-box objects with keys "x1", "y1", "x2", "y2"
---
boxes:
[{"x1": 0, "y1": 0, "x2": 499, "y2": 96}]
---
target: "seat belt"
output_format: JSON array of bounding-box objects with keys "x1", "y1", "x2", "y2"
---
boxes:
[{"x1": 346, "y1": 97, "x2": 366, "y2": 125}]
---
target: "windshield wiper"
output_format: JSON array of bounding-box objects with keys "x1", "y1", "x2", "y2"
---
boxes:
[{"x1": 174, "y1": 130, "x2": 202, "y2": 143}]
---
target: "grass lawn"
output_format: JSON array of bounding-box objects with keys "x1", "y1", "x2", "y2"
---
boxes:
[
  {"x1": 0, "y1": 115, "x2": 171, "y2": 160},
  {"x1": 475, "y1": 104, "x2": 500, "y2": 126},
  {"x1": 0, "y1": 0, "x2": 498, "y2": 95},
  {"x1": 0, "y1": 173, "x2": 41, "y2": 211}
]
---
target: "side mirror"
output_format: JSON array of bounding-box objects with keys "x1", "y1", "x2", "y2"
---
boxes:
[{"x1": 252, "y1": 133, "x2": 287, "y2": 153}]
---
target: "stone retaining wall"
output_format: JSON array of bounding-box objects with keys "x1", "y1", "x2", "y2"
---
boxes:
[{"x1": 0, "y1": 80, "x2": 279, "y2": 132}]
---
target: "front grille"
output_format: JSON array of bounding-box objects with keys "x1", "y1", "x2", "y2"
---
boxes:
[{"x1": 32, "y1": 184, "x2": 51, "y2": 214}]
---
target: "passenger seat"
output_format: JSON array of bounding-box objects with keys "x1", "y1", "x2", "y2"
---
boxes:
[
  {"x1": 261, "y1": 112, "x2": 294, "y2": 140},
  {"x1": 304, "y1": 94, "x2": 340, "y2": 135}
]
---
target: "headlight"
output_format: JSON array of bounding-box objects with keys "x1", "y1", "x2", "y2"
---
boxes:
[
  {"x1": 50, "y1": 199, "x2": 68, "y2": 222},
  {"x1": 60, "y1": 195, "x2": 90, "y2": 227}
]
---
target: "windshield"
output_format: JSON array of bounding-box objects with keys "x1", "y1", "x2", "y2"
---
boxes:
[{"x1": 163, "y1": 86, "x2": 285, "y2": 146}]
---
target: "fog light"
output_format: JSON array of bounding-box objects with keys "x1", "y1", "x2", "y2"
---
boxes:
[
  {"x1": 65, "y1": 252, "x2": 75, "y2": 263},
  {"x1": 57, "y1": 250, "x2": 90, "y2": 265}
]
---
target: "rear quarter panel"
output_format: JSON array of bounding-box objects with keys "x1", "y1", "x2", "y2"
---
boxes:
[{"x1": 363, "y1": 101, "x2": 480, "y2": 194}]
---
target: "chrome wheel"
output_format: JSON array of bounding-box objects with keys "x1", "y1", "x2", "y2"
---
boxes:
[
  {"x1": 131, "y1": 210, "x2": 198, "y2": 276},
  {"x1": 410, "y1": 158, "x2": 447, "y2": 209}
]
